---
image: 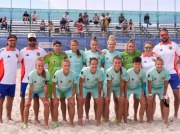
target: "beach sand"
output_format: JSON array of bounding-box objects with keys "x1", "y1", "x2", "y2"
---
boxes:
[{"x1": 0, "y1": 69, "x2": 180, "y2": 134}]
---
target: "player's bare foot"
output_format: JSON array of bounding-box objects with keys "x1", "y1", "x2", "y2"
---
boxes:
[
  {"x1": 70, "y1": 123, "x2": 75, "y2": 127},
  {"x1": 45, "y1": 125, "x2": 49, "y2": 130},
  {"x1": 34, "y1": 119, "x2": 40, "y2": 124}
]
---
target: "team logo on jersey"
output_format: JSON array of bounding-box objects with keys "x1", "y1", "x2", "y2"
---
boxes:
[
  {"x1": 7, "y1": 55, "x2": 10, "y2": 58},
  {"x1": 132, "y1": 78, "x2": 134, "y2": 81},
  {"x1": 144, "y1": 61, "x2": 147, "y2": 63},
  {"x1": 60, "y1": 80, "x2": 63, "y2": 83},
  {"x1": 77, "y1": 55, "x2": 81, "y2": 58},
  {"x1": 70, "y1": 56, "x2": 72, "y2": 58},
  {"x1": 97, "y1": 57, "x2": 100, "y2": 60},
  {"x1": 37, "y1": 52, "x2": 40, "y2": 56},
  {"x1": 112, "y1": 77, "x2": 114, "y2": 80},
  {"x1": 106, "y1": 74, "x2": 109, "y2": 77},
  {"x1": 162, "y1": 77, "x2": 165, "y2": 80},
  {"x1": 169, "y1": 46, "x2": 172, "y2": 50},
  {"x1": 68, "y1": 80, "x2": 72, "y2": 83},
  {"x1": 34, "y1": 81, "x2": 36, "y2": 83},
  {"x1": 160, "y1": 49, "x2": 163, "y2": 51},
  {"x1": 126, "y1": 57, "x2": 129, "y2": 60},
  {"x1": 53, "y1": 60, "x2": 56, "y2": 63},
  {"x1": 152, "y1": 59, "x2": 156, "y2": 62},
  {"x1": 42, "y1": 80, "x2": 45, "y2": 84},
  {"x1": 53, "y1": 75, "x2": 56, "y2": 79},
  {"x1": 148, "y1": 74, "x2": 150, "y2": 77},
  {"x1": 87, "y1": 78, "x2": 89, "y2": 81},
  {"x1": 154, "y1": 78, "x2": 156, "y2": 80},
  {"x1": 26, "y1": 54, "x2": 29, "y2": 56},
  {"x1": 95, "y1": 78, "x2": 98, "y2": 81},
  {"x1": 16, "y1": 54, "x2": 18, "y2": 58},
  {"x1": 106, "y1": 57, "x2": 109, "y2": 60},
  {"x1": 81, "y1": 71, "x2": 83, "y2": 74}
]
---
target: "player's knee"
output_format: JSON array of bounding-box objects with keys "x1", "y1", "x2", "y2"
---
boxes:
[{"x1": 140, "y1": 99, "x2": 146, "y2": 106}]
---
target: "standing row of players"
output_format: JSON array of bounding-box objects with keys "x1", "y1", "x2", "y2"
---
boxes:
[{"x1": 0, "y1": 28, "x2": 180, "y2": 129}]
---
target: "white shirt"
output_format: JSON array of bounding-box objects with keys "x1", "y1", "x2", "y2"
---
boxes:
[{"x1": 153, "y1": 41, "x2": 180, "y2": 74}]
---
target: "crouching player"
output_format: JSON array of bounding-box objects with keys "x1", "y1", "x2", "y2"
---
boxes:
[
  {"x1": 23, "y1": 58, "x2": 50, "y2": 129},
  {"x1": 52, "y1": 58, "x2": 77, "y2": 127},
  {"x1": 126, "y1": 56, "x2": 146, "y2": 123},
  {"x1": 146, "y1": 57, "x2": 170, "y2": 125},
  {"x1": 103, "y1": 56, "x2": 128, "y2": 126},
  {"x1": 78, "y1": 58, "x2": 104, "y2": 126}
]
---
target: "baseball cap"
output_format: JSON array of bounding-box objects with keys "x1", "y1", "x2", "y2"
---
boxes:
[
  {"x1": 28, "y1": 33, "x2": 36, "y2": 38},
  {"x1": 7, "y1": 34, "x2": 17, "y2": 40}
]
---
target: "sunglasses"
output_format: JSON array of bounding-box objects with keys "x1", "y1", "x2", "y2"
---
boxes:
[
  {"x1": 144, "y1": 47, "x2": 153, "y2": 49},
  {"x1": 28, "y1": 39, "x2": 36, "y2": 42},
  {"x1": 8, "y1": 39, "x2": 17, "y2": 42},
  {"x1": 160, "y1": 34, "x2": 168, "y2": 37}
]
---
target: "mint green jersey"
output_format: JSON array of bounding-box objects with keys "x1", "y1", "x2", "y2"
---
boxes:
[
  {"x1": 127, "y1": 68, "x2": 146, "y2": 89},
  {"x1": 104, "y1": 66, "x2": 128, "y2": 87},
  {"x1": 147, "y1": 67, "x2": 170, "y2": 88},
  {"x1": 26, "y1": 69, "x2": 50, "y2": 92},
  {"x1": 104, "y1": 50, "x2": 122, "y2": 73},
  {"x1": 44, "y1": 52, "x2": 67, "y2": 83},
  {"x1": 121, "y1": 50, "x2": 141, "y2": 70},
  {"x1": 65, "y1": 50, "x2": 84, "y2": 78},
  {"x1": 83, "y1": 50, "x2": 104, "y2": 68},
  {"x1": 52, "y1": 69, "x2": 77, "y2": 91},
  {"x1": 79, "y1": 67, "x2": 104, "y2": 88}
]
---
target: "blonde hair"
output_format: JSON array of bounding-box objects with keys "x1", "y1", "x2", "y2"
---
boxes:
[
  {"x1": 62, "y1": 57, "x2": 70, "y2": 64},
  {"x1": 36, "y1": 57, "x2": 46, "y2": 78},
  {"x1": 125, "y1": 39, "x2": 136, "y2": 52},
  {"x1": 107, "y1": 35, "x2": 116, "y2": 44}
]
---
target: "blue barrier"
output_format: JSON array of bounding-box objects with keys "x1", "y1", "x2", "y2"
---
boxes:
[{"x1": 1, "y1": 37, "x2": 180, "y2": 52}]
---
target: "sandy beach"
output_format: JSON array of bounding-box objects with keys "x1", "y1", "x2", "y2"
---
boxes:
[{"x1": 0, "y1": 69, "x2": 180, "y2": 134}]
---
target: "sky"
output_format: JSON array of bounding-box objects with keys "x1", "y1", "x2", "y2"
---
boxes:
[{"x1": 0, "y1": 0, "x2": 179, "y2": 12}]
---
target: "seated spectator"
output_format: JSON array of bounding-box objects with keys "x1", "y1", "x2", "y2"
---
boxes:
[
  {"x1": 121, "y1": 19, "x2": 128, "y2": 33},
  {"x1": 47, "y1": 21, "x2": 54, "y2": 32},
  {"x1": 93, "y1": 12, "x2": 99, "y2": 25},
  {"x1": 118, "y1": 13, "x2": 125, "y2": 24},
  {"x1": 31, "y1": 10, "x2": 38, "y2": 23},
  {"x1": 105, "y1": 12, "x2": 111, "y2": 24},
  {"x1": 1, "y1": 16, "x2": 7, "y2": 30},
  {"x1": 63, "y1": 11, "x2": 70, "y2": 22},
  {"x1": 128, "y1": 19, "x2": 134, "y2": 31},
  {"x1": 100, "y1": 13, "x2": 105, "y2": 22},
  {"x1": 144, "y1": 13, "x2": 151, "y2": 28},
  {"x1": 75, "y1": 22, "x2": 84, "y2": 37},
  {"x1": 40, "y1": 20, "x2": 45, "y2": 32},
  {"x1": 78, "y1": 13, "x2": 83, "y2": 23},
  {"x1": 100, "y1": 19, "x2": 109, "y2": 38},
  {"x1": 23, "y1": 11, "x2": 29, "y2": 24},
  {"x1": 83, "y1": 12, "x2": 89, "y2": 25},
  {"x1": 60, "y1": 17, "x2": 67, "y2": 30}
]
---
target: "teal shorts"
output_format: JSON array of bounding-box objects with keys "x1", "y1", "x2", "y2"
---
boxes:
[
  {"x1": 83, "y1": 86, "x2": 98, "y2": 99},
  {"x1": 127, "y1": 87, "x2": 142, "y2": 99},
  {"x1": 25, "y1": 88, "x2": 44, "y2": 98},
  {"x1": 103, "y1": 85, "x2": 120, "y2": 98},
  {"x1": 152, "y1": 87, "x2": 164, "y2": 100},
  {"x1": 56, "y1": 88, "x2": 72, "y2": 99}
]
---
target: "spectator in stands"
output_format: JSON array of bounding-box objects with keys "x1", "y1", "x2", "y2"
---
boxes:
[
  {"x1": 40, "y1": 20, "x2": 45, "y2": 32},
  {"x1": 47, "y1": 21, "x2": 54, "y2": 32},
  {"x1": 0, "y1": 17, "x2": 2, "y2": 23},
  {"x1": 128, "y1": 19, "x2": 134, "y2": 31},
  {"x1": 100, "y1": 19, "x2": 109, "y2": 38},
  {"x1": 100, "y1": 13, "x2": 105, "y2": 22},
  {"x1": 78, "y1": 13, "x2": 83, "y2": 23},
  {"x1": 93, "y1": 12, "x2": 99, "y2": 25},
  {"x1": 63, "y1": 11, "x2": 70, "y2": 22},
  {"x1": 118, "y1": 13, "x2": 125, "y2": 24},
  {"x1": 76, "y1": 22, "x2": 84, "y2": 37},
  {"x1": 83, "y1": 12, "x2": 89, "y2": 26},
  {"x1": 144, "y1": 13, "x2": 151, "y2": 28},
  {"x1": 121, "y1": 19, "x2": 128, "y2": 34},
  {"x1": 105, "y1": 12, "x2": 111, "y2": 24},
  {"x1": 60, "y1": 17, "x2": 67, "y2": 31},
  {"x1": 1, "y1": 16, "x2": 7, "y2": 30},
  {"x1": 31, "y1": 10, "x2": 38, "y2": 24},
  {"x1": 23, "y1": 11, "x2": 29, "y2": 24}
]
